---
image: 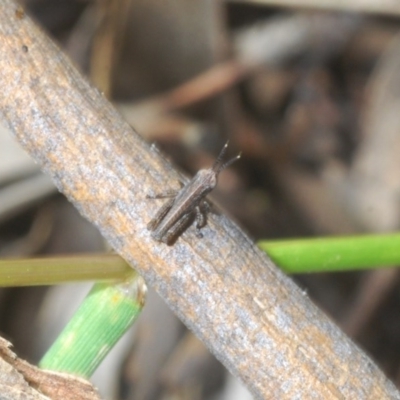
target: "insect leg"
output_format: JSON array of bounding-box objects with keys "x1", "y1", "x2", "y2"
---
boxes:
[
  {"x1": 163, "y1": 212, "x2": 192, "y2": 244},
  {"x1": 200, "y1": 201, "x2": 210, "y2": 215},
  {"x1": 147, "y1": 197, "x2": 175, "y2": 231},
  {"x1": 146, "y1": 189, "x2": 178, "y2": 199},
  {"x1": 194, "y1": 202, "x2": 210, "y2": 238}
]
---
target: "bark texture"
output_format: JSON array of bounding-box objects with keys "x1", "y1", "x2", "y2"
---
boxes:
[{"x1": 0, "y1": 1, "x2": 398, "y2": 399}]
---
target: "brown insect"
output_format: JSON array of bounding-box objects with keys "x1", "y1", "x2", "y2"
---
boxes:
[{"x1": 147, "y1": 142, "x2": 241, "y2": 244}]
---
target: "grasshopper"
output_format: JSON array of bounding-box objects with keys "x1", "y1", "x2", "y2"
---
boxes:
[{"x1": 147, "y1": 142, "x2": 241, "y2": 244}]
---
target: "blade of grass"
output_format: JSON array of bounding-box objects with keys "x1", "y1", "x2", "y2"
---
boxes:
[
  {"x1": 258, "y1": 233, "x2": 400, "y2": 273},
  {"x1": 39, "y1": 273, "x2": 146, "y2": 378},
  {"x1": 2, "y1": 232, "x2": 400, "y2": 288},
  {"x1": 0, "y1": 254, "x2": 131, "y2": 286}
]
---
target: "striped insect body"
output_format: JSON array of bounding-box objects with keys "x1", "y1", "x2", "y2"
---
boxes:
[{"x1": 147, "y1": 142, "x2": 240, "y2": 244}]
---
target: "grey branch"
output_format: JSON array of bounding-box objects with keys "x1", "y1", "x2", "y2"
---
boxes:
[{"x1": 0, "y1": 1, "x2": 398, "y2": 399}]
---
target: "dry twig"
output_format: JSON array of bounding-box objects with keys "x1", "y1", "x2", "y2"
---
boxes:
[
  {"x1": 0, "y1": 337, "x2": 100, "y2": 400},
  {"x1": 228, "y1": 0, "x2": 400, "y2": 17},
  {"x1": 0, "y1": 1, "x2": 398, "y2": 399}
]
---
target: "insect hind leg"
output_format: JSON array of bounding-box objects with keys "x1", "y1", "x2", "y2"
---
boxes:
[
  {"x1": 146, "y1": 189, "x2": 178, "y2": 199},
  {"x1": 163, "y1": 212, "x2": 192, "y2": 244},
  {"x1": 147, "y1": 197, "x2": 175, "y2": 231}
]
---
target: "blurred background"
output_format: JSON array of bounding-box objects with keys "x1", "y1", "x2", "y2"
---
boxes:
[{"x1": 2, "y1": 0, "x2": 400, "y2": 398}]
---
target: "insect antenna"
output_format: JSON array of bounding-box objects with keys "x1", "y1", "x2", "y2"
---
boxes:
[
  {"x1": 212, "y1": 141, "x2": 229, "y2": 172},
  {"x1": 212, "y1": 141, "x2": 241, "y2": 173},
  {"x1": 220, "y1": 152, "x2": 241, "y2": 171}
]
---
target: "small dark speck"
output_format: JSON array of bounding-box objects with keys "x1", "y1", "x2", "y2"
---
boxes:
[
  {"x1": 15, "y1": 6, "x2": 25, "y2": 19},
  {"x1": 22, "y1": 45, "x2": 28, "y2": 53}
]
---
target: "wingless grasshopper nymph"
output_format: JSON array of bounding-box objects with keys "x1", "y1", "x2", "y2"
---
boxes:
[{"x1": 147, "y1": 142, "x2": 241, "y2": 244}]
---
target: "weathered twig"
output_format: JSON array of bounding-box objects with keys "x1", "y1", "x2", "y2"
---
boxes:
[
  {"x1": 228, "y1": 0, "x2": 400, "y2": 17},
  {"x1": 0, "y1": 337, "x2": 100, "y2": 400},
  {"x1": 0, "y1": 2, "x2": 398, "y2": 398}
]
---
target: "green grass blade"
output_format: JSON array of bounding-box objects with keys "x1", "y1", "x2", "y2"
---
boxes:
[
  {"x1": 39, "y1": 273, "x2": 146, "y2": 378},
  {"x1": 258, "y1": 233, "x2": 400, "y2": 273},
  {"x1": 0, "y1": 254, "x2": 131, "y2": 286}
]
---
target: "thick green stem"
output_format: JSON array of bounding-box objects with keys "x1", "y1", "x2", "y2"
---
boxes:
[{"x1": 39, "y1": 273, "x2": 146, "y2": 378}]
